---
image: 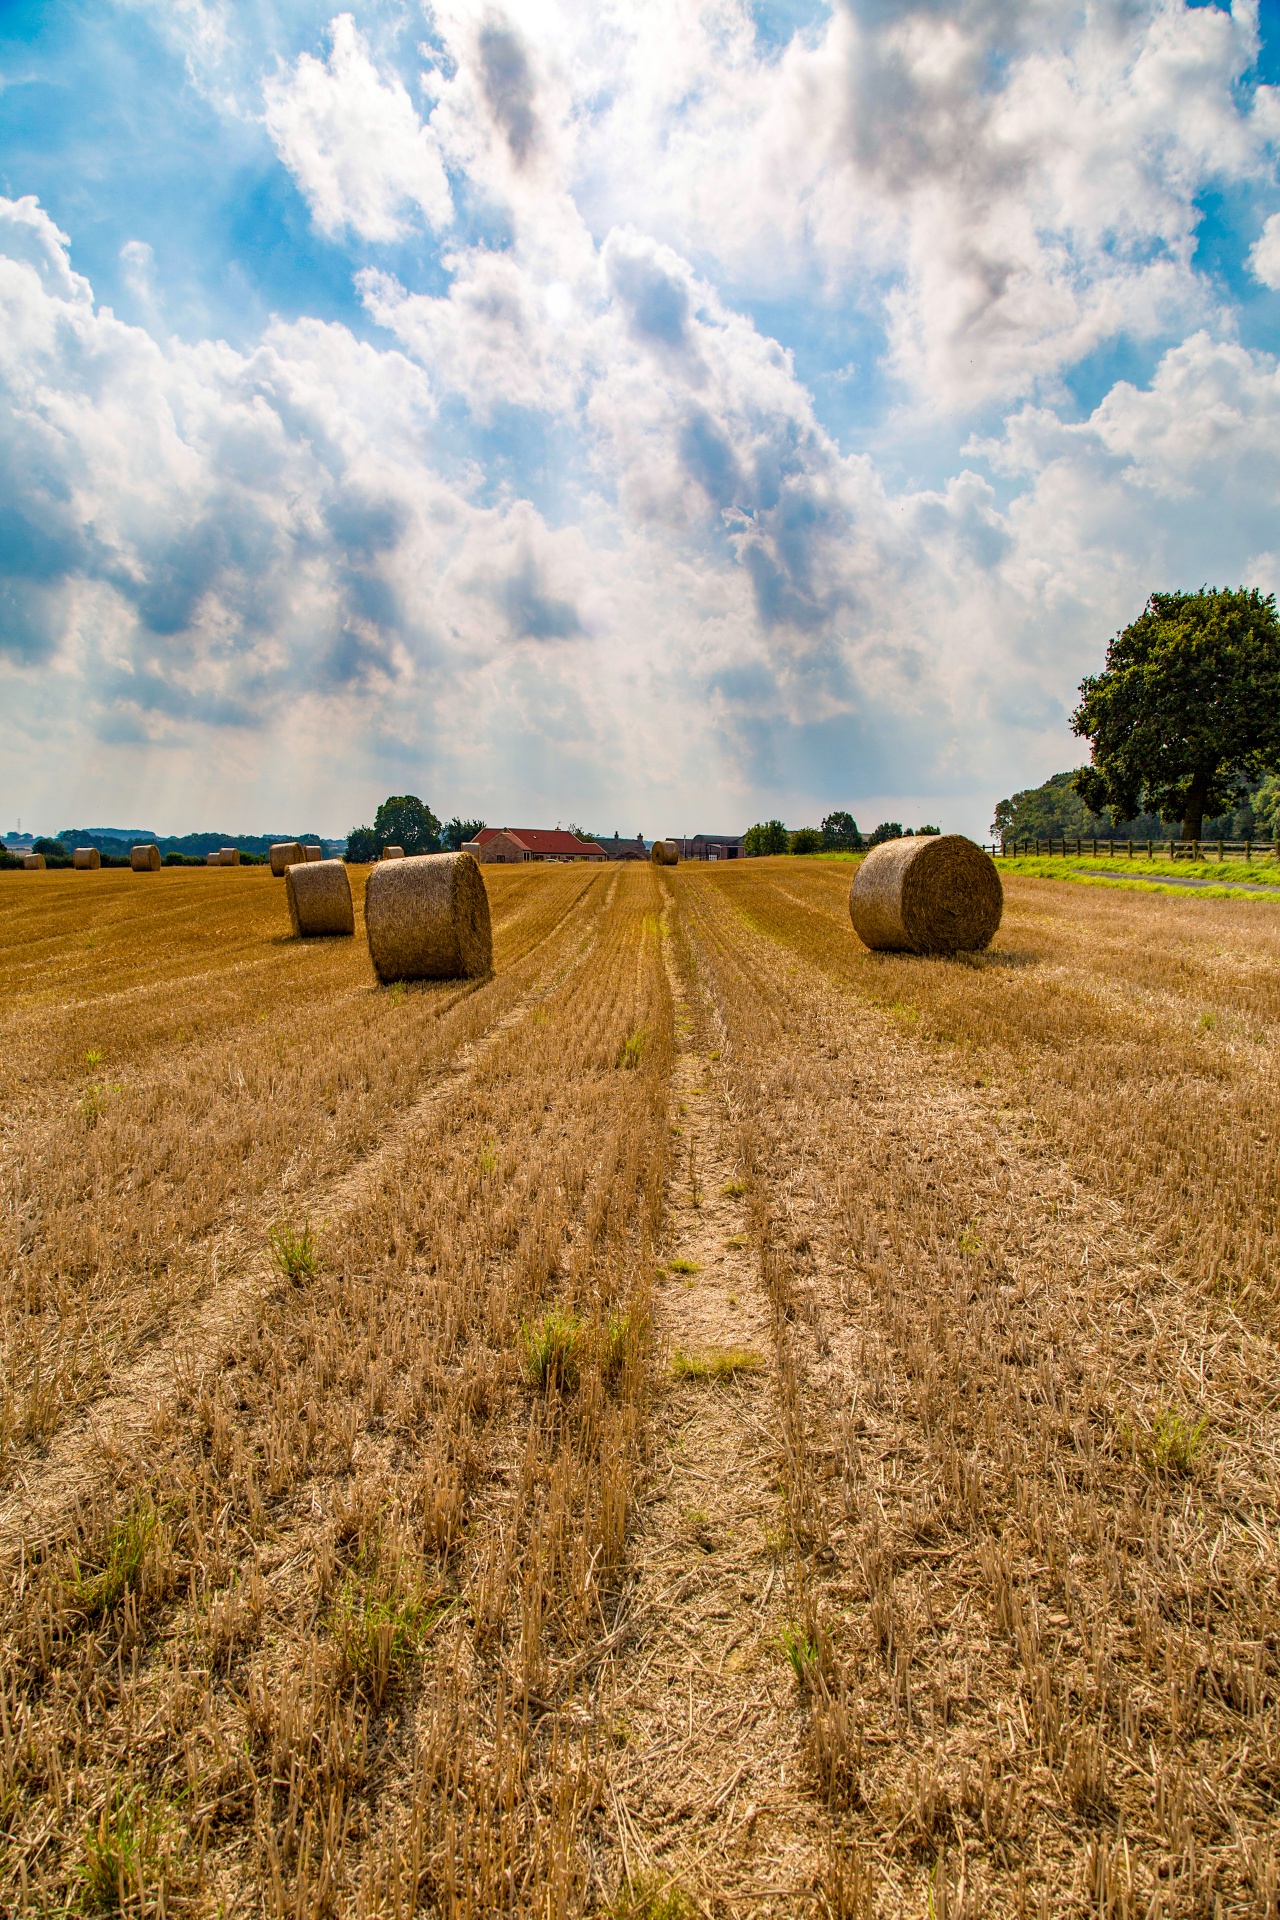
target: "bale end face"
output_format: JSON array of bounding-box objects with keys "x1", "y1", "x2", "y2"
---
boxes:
[
  {"x1": 381, "y1": 845, "x2": 405, "y2": 861},
  {"x1": 303, "y1": 845, "x2": 322, "y2": 862},
  {"x1": 285, "y1": 858, "x2": 355, "y2": 938},
  {"x1": 849, "y1": 835, "x2": 1002, "y2": 954},
  {"x1": 73, "y1": 847, "x2": 101, "y2": 870},
  {"x1": 206, "y1": 852, "x2": 221, "y2": 866},
  {"x1": 269, "y1": 841, "x2": 303, "y2": 877},
  {"x1": 130, "y1": 844, "x2": 161, "y2": 871},
  {"x1": 23, "y1": 854, "x2": 45, "y2": 870},
  {"x1": 650, "y1": 839, "x2": 679, "y2": 866},
  {"x1": 365, "y1": 850, "x2": 492, "y2": 983}
]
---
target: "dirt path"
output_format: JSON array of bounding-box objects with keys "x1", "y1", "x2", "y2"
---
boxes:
[{"x1": 602, "y1": 913, "x2": 825, "y2": 1914}]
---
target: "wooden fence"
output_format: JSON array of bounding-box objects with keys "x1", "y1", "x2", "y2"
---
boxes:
[{"x1": 997, "y1": 837, "x2": 1280, "y2": 863}]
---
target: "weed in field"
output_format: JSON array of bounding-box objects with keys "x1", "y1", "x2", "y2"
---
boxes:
[
  {"x1": 478, "y1": 1138, "x2": 497, "y2": 1177},
  {"x1": 1123, "y1": 1405, "x2": 1209, "y2": 1474},
  {"x1": 619, "y1": 1025, "x2": 648, "y2": 1069},
  {"x1": 329, "y1": 1569, "x2": 440, "y2": 1708},
  {"x1": 611, "y1": 1874, "x2": 698, "y2": 1919},
  {"x1": 780, "y1": 1621, "x2": 818, "y2": 1688},
  {"x1": 77, "y1": 1790, "x2": 161, "y2": 1913},
  {"x1": 80, "y1": 1078, "x2": 121, "y2": 1129},
  {"x1": 722, "y1": 1179, "x2": 746, "y2": 1197},
  {"x1": 268, "y1": 1218, "x2": 319, "y2": 1283},
  {"x1": 602, "y1": 1311, "x2": 633, "y2": 1384},
  {"x1": 84, "y1": 1048, "x2": 102, "y2": 1067},
  {"x1": 521, "y1": 1306, "x2": 583, "y2": 1392},
  {"x1": 71, "y1": 1499, "x2": 161, "y2": 1618},
  {"x1": 389, "y1": 980, "x2": 406, "y2": 1003},
  {"x1": 670, "y1": 1347, "x2": 762, "y2": 1381},
  {"x1": 666, "y1": 1258, "x2": 699, "y2": 1274},
  {"x1": 958, "y1": 1224, "x2": 983, "y2": 1255},
  {"x1": 688, "y1": 1135, "x2": 702, "y2": 1207}
]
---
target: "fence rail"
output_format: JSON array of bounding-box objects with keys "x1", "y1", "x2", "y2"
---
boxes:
[{"x1": 996, "y1": 837, "x2": 1280, "y2": 863}]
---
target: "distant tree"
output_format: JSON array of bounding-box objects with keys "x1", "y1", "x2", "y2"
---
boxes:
[
  {"x1": 820, "y1": 810, "x2": 863, "y2": 851},
  {"x1": 915, "y1": 823, "x2": 941, "y2": 836},
  {"x1": 1072, "y1": 588, "x2": 1280, "y2": 842},
  {"x1": 344, "y1": 825, "x2": 378, "y2": 863},
  {"x1": 865, "y1": 822, "x2": 903, "y2": 847},
  {"x1": 442, "y1": 817, "x2": 487, "y2": 851},
  {"x1": 743, "y1": 819, "x2": 789, "y2": 856},
  {"x1": 373, "y1": 795, "x2": 441, "y2": 856},
  {"x1": 34, "y1": 837, "x2": 69, "y2": 858},
  {"x1": 991, "y1": 771, "x2": 1170, "y2": 844},
  {"x1": 788, "y1": 827, "x2": 824, "y2": 854}
]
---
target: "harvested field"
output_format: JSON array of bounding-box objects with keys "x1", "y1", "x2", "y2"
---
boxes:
[{"x1": 1, "y1": 859, "x2": 1278, "y2": 1915}]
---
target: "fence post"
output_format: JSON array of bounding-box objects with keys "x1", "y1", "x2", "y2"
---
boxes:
[
  {"x1": 1127, "y1": 839, "x2": 1132, "y2": 859},
  {"x1": 1246, "y1": 840, "x2": 1252, "y2": 863},
  {"x1": 1147, "y1": 840, "x2": 1152, "y2": 860},
  {"x1": 1075, "y1": 838, "x2": 1080, "y2": 858}
]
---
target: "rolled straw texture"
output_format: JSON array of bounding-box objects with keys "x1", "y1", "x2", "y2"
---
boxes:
[
  {"x1": 849, "y1": 835, "x2": 1002, "y2": 954},
  {"x1": 270, "y1": 841, "x2": 303, "y2": 876},
  {"x1": 303, "y1": 845, "x2": 323, "y2": 862},
  {"x1": 650, "y1": 840, "x2": 679, "y2": 866},
  {"x1": 286, "y1": 858, "x2": 354, "y2": 938},
  {"x1": 365, "y1": 851, "x2": 492, "y2": 983},
  {"x1": 130, "y1": 844, "x2": 161, "y2": 871},
  {"x1": 23, "y1": 854, "x2": 45, "y2": 870},
  {"x1": 218, "y1": 847, "x2": 240, "y2": 866},
  {"x1": 206, "y1": 852, "x2": 220, "y2": 866},
  {"x1": 73, "y1": 847, "x2": 101, "y2": 870},
  {"x1": 381, "y1": 845, "x2": 405, "y2": 860}
]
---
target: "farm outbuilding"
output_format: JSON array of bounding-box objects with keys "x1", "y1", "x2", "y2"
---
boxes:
[{"x1": 466, "y1": 828, "x2": 609, "y2": 864}]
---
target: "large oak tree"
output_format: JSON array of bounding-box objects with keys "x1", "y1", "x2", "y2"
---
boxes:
[{"x1": 1071, "y1": 587, "x2": 1280, "y2": 841}]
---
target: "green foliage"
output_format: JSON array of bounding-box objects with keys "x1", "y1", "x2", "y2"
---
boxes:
[
  {"x1": 521, "y1": 1307, "x2": 583, "y2": 1392},
  {"x1": 665, "y1": 1257, "x2": 699, "y2": 1274},
  {"x1": 268, "y1": 1219, "x2": 319, "y2": 1283},
  {"x1": 442, "y1": 816, "x2": 487, "y2": 850},
  {"x1": 618, "y1": 1026, "x2": 648, "y2": 1069},
  {"x1": 821, "y1": 810, "x2": 863, "y2": 851},
  {"x1": 1072, "y1": 588, "x2": 1280, "y2": 839},
  {"x1": 1122, "y1": 1405, "x2": 1209, "y2": 1475},
  {"x1": 329, "y1": 1567, "x2": 437, "y2": 1707},
  {"x1": 788, "y1": 827, "x2": 824, "y2": 854},
  {"x1": 77, "y1": 1788, "x2": 162, "y2": 1913},
  {"x1": 744, "y1": 818, "x2": 789, "y2": 855},
  {"x1": 780, "y1": 1621, "x2": 818, "y2": 1687},
  {"x1": 71, "y1": 1499, "x2": 160, "y2": 1617},
  {"x1": 34, "y1": 836, "x2": 69, "y2": 858},
  {"x1": 865, "y1": 821, "x2": 904, "y2": 846},
  {"x1": 610, "y1": 1876, "x2": 698, "y2": 1920},
  {"x1": 347, "y1": 795, "x2": 442, "y2": 861}
]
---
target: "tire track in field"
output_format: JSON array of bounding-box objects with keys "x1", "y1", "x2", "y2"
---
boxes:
[
  {"x1": 0, "y1": 873, "x2": 617, "y2": 1560},
  {"x1": 602, "y1": 890, "x2": 824, "y2": 1915}
]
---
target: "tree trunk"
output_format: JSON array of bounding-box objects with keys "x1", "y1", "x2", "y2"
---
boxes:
[{"x1": 1182, "y1": 768, "x2": 1209, "y2": 843}]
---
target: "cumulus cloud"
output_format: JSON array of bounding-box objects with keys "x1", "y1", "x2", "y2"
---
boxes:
[{"x1": 264, "y1": 13, "x2": 452, "y2": 241}]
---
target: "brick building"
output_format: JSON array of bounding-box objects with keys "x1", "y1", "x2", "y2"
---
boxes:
[{"x1": 465, "y1": 828, "x2": 609, "y2": 864}]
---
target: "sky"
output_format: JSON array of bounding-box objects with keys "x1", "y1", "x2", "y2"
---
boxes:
[{"x1": 4, "y1": 0, "x2": 1280, "y2": 840}]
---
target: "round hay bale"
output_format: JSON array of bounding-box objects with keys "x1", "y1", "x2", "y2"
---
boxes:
[
  {"x1": 205, "y1": 852, "x2": 221, "y2": 867},
  {"x1": 285, "y1": 858, "x2": 354, "y2": 938},
  {"x1": 218, "y1": 847, "x2": 240, "y2": 866},
  {"x1": 73, "y1": 847, "x2": 101, "y2": 870},
  {"x1": 130, "y1": 844, "x2": 161, "y2": 871},
  {"x1": 269, "y1": 841, "x2": 303, "y2": 877},
  {"x1": 303, "y1": 845, "x2": 323, "y2": 862},
  {"x1": 650, "y1": 839, "x2": 679, "y2": 866},
  {"x1": 365, "y1": 851, "x2": 492, "y2": 983},
  {"x1": 381, "y1": 845, "x2": 405, "y2": 861},
  {"x1": 848, "y1": 835, "x2": 1002, "y2": 955},
  {"x1": 23, "y1": 853, "x2": 45, "y2": 870}
]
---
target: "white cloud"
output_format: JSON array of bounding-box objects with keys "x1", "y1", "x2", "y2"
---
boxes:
[
  {"x1": 263, "y1": 13, "x2": 452, "y2": 241},
  {"x1": 1250, "y1": 209, "x2": 1280, "y2": 288}
]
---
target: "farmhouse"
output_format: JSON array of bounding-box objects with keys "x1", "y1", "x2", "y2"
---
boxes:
[
  {"x1": 465, "y1": 828, "x2": 609, "y2": 864},
  {"x1": 676, "y1": 834, "x2": 744, "y2": 861}
]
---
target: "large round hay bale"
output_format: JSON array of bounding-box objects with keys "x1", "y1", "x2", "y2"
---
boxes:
[
  {"x1": 849, "y1": 835, "x2": 1002, "y2": 954},
  {"x1": 130, "y1": 844, "x2": 161, "y2": 871},
  {"x1": 365, "y1": 851, "x2": 492, "y2": 983},
  {"x1": 205, "y1": 851, "x2": 220, "y2": 866},
  {"x1": 23, "y1": 853, "x2": 45, "y2": 871},
  {"x1": 218, "y1": 847, "x2": 240, "y2": 866},
  {"x1": 285, "y1": 858, "x2": 354, "y2": 938},
  {"x1": 73, "y1": 847, "x2": 101, "y2": 870},
  {"x1": 650, "y1": 839, "x2": 679, "y2": 866},
  {"x1": 269, "y1": 841, "x2": 303, "y2": 877},
  {"x1": 381, "y1": 845, "x2": 405, "y2": 861},
  {"x1": 303, "y1": 845, "x2": 322, "y2": 862}
]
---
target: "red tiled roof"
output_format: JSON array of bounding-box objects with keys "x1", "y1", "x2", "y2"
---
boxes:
[{"x1": 475, "y1": 827, "x2": 608, "y2": 857}]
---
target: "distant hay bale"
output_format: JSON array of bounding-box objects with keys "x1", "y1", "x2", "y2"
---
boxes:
[
  {"x1": 23, "y1": 853, "x2": 45, "y2": 871},
  {"x1": 381, "y1": 845, "x2": 405, "y2": 861},
  {"x1": 848, "y1": 835, "x2": 1002, "y2": 955},
  {"x1": 205, "y1": 852, "x2": 220, "y2": 867},
  {"x1": 130, "y1": 844, "x2": 161, "y2": 872},
  {"x1": 285, "y1": 858, "x2": 354, "y2": 938},
  {"x1": 73, "y1": 847, "x2": 100, "y2": 870},
  {"x1": 365, "y1": 851, "x2": 492, "y2": 983},
  {"x1": 269, "y1": 841, "x2": 303, "y2": 877},
  {"x1": 218, "y1": 848, "x2": 240, "y2": 866},
  {"x1": 303, "y1": 845, "x2": 322, "y2": 862},
  {"x1": 650, "y1": 839, "x2": 680, "y2": 866}
]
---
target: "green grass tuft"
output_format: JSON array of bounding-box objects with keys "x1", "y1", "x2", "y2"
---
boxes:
[
  {"x1": 268, "y1": 1218, "x2": 319, "y2": 1283},
  {"x1": 521, "y1": 1306, "x2": 583, "y2": 1392},
  {"x1": 671, "y1": 1346, "x2": 763, "y2": 1382}
]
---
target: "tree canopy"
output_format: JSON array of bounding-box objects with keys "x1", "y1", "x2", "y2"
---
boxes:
[
  {"x1": 1071, "y1": 588, "x2": 1280, "y2": 840},
  {"x1": 345, "y1": 795, "x2": 442, "y2": 862},
  {"x1": 821, "y1": 811, "x2": 863, "y2": 851},
  {"x1": 743, "y1": 819, "x2": 789, "y2": 855},
  {"x1": 442, "y1": 817, "x2": 486, "y2": 851}
]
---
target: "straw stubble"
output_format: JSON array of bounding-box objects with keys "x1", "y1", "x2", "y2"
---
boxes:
[
  {"x1": 364, "y1": 849, "x2": 492, "y2": 981},
  {"x1": 284, "y1": 857, "x2": 355, "y2": 938},
  {"x1": 849, "y1": 833, "x2": 1002, "y2": 953}
]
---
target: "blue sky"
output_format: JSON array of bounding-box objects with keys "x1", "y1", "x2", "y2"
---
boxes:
[{"x1": 4, "y1": 0, "x2": 1280, "y2": 838}]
